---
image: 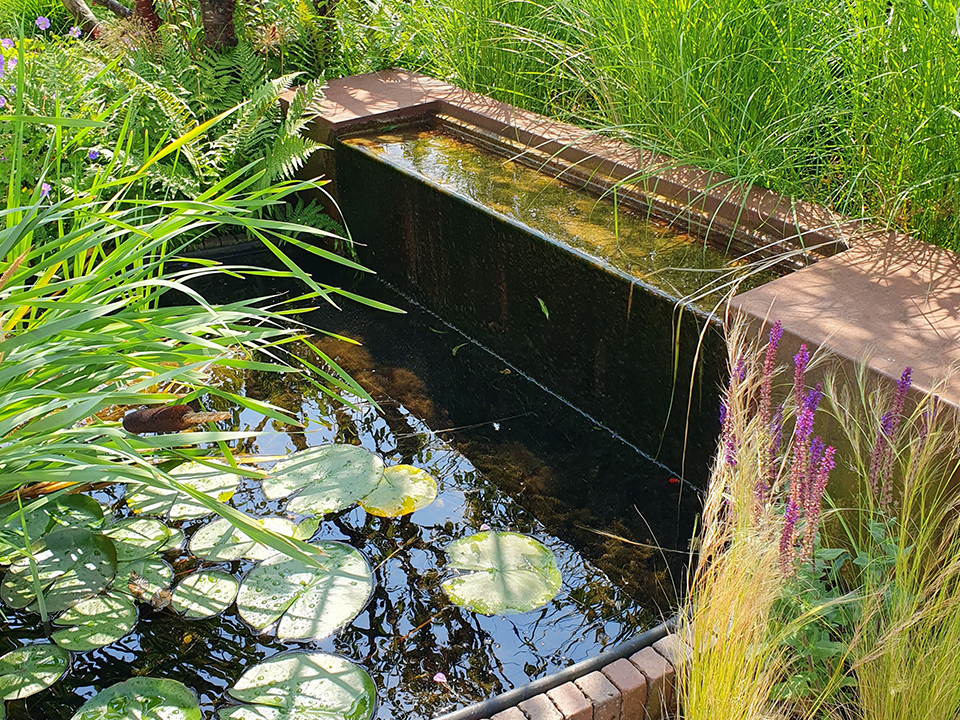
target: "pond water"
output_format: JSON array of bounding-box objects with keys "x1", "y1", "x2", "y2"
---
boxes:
[
  {"x1": 343, "y1": 125, "x2": 778, "y2": 307},
  {"x1": 0, "y1": 254, "x2": 698, "y2": 719}
]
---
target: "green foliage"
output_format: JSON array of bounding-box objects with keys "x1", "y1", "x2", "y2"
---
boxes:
[{"x1": 0, "y1": 0, "x2": 71, "y2": 36}]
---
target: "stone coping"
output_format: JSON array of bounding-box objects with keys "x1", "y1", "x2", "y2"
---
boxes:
[{"x1": 287, "y1": 68, "x2": 960, "y2": 412}]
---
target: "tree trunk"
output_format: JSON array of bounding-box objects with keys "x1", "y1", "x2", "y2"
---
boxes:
[
  {"x1": 133, "y1": 0, "x2": 161, "y2": 32},
  {"x1": 198, "y1": 0, "x2": 238, "y2": 49},
  {"x1": 59, "y1": 0, "x2": 101, "y2": 37}
]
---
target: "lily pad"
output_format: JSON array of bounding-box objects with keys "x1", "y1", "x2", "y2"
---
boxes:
[
  {"x1": 70, "y1": 677, "x2": 201, "y2": 720},
  {"x1": 1, "y1": 527, "x2": 117, "y2": 613},
  {"x1": 218, "y1": 652, "x2": 375, "y2": 720},
  {"x1": 236, "y1": 541, "x2": 373, "y2": 640},
  {"x1": 117, "y1": 557, "x2": 174, "y2": 600},
  {"x1": 441, "y1": 531, "x2": 562, "y2": 615},
  {"x1": 189, "y1": 517, "x2": 316, "y2": 563},
  {"x1": 126, "y1": 463, "x2": 239, "y2": 520},
  {"x1": 103, "y1": 518, "x2": 171, "y2": 563},
  {"x1": 359, "y1": 465, "x2": 437, "y2": 517},
  {"x1": 52, "y1": 592, "x2": 137, "y2": 651},
  {"x1": 0, "y1": 496, "x2": 104, "y2": 564},
  {"x1": 261, "y1": 445, "x2": 384, "y2": 516},
  {"x1": 0, "y1": 644, "x2": 70, "y2": 700},
  {"x1": 172, "y1": 570, "x2": 239, "y2": 618},
  {"x1": 159, "y1": 527, "x2": 186, "y2": 553}
]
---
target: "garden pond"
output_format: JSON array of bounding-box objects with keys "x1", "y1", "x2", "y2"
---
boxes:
[{"x1": 0, "y1": 255, "x2": 698, "y2": 719}]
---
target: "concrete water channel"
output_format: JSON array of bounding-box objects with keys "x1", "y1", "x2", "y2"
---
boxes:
[{"x1": 272, "y1": 70, "x2": 960, "y2": 720}]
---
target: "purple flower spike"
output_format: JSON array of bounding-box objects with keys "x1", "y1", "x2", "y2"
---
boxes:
[
  {"x1": 793, "y1": 344, "x2": 809, "y2": 410},
  {"x1": 35, "y1": 16, "x2": 51, "y2": 31},
  {"x1": 803, "y1": 444, "x2": 835, "y2": 564},
  {"x1": 780, "y1": 499, "x2": 799, "y2": 576},
  {"x1": 868, "y1": 367, "x2": 913, "y2": 510}
]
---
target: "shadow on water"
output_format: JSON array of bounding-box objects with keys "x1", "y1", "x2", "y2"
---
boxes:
[{"x1": 0, "y1": 249, "x2": 702, "y2": 720}]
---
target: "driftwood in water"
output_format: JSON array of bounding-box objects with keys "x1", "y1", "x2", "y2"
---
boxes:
[{"x1": 122, "y1": 405, "x2": 231, "y2": 434}]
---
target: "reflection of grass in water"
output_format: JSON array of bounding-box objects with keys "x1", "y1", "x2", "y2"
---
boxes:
[{"x1": 349, "y1": 128, "x2": 779, "y2": 305}]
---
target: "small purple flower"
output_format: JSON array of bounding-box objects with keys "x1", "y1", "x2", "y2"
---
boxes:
[
  {"x1": 6, "y1": 58, "x2": 17, "y2": 74},
  {"x1": 87, "y1": 148, "x2": 100, "y2": 161},
  {"x1": 68, "y1": 26, "x2": 82, "y2": 39},
  {"x1": 793, "y1": 344, "x2": 809, "y2": 410},
  {"x1": 35, "y1": 16, "x2": 51, "y2": 31},
  {"x1": 433, "y1": 672, "x2": 447, "y2": 683},
  {"x1": 479, "y1": 523, "x2": 491, "y2": 531},
  {"x1": 0, "y1": 96, "x2": 5, "y2": 109},
  {"x1": 40, "y1": 182, "x2": 51, "y2": 198},
  {"x1": 0, "y1": 39, "x2": 13, "y2": 50}
]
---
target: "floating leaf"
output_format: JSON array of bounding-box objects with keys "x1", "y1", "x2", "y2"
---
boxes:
[
  {"x1": 441, "y1": 531, "x2": 562, "y2": 615},
  {"x1": 126, "y1": 463, "x2": 239, "y2": 520},
  {"x1": 102, "y1": 518, "x2": 171, "y2": 563},
  {"x1": 236, "y1": 541, "x2": 373, "y2": 640},
  {"x1": 359, "y1": 465, "x2": 437, "y2": 518},
  {"x1": 172, "y1": 570, "x2": 239, "y2": 619},
  {"x1": 0, "y1": 496, "x2": 104, "y2": 564},
  {"x1": 189, "y1": 517, "x2": 314, "y2": 562},
  {"x1": 218, "y1": 652, "x2": 375, "y2": 720},
  {"x1": 1, "y1": 527, "x2": 117, "y2": 613},
  {"x1": 70, "y1": 678, "x2": 201, "y2": 720},
  {"x1": 159, "y1": 527, "x2": 185, "y2": 553},
  {"x1": 117, "y1": 557, "x2": 174, "y2": 600},
  {"x1": 0, "y1": 644, "x2": 70, "y2": 700},
  {"x1": 52, "y1": 592, "x2": 137, "y2": 651},
  {"x1": 261, "y1": 445, "x2": 384, "y2": 516}
]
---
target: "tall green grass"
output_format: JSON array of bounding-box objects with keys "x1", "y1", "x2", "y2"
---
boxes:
[{"x1": 364, "y1": 0, "x2": 960, "y2": 249}]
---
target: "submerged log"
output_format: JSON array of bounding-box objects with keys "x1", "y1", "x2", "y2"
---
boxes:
[{"x1": 122, "y1": 405, "x2": 231, "y2": 434}]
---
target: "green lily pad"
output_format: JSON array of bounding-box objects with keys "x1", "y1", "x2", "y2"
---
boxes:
[
  {"x1": 102, "y1": 518, "x2": 171, "y2": 563},
  {"x1": 126, "y1": 463, "x2": 239, "y2": 520},
  {"x1": 441, "y1": 531, "x2": 562, "y2": 615},
  {"x1": 0, "y1": 644, "x2": 70, "y2": 700},
  {"x1": 236, "y1": 541, "x2": 373, "y2": 640},
  {"x1": 359, "y1": 465, "x2": 437, "y2": 518},
  {"x1": 1, "y1": 527, "x2": 117, "y2": 613},
  {"x1": 0, "y1": 496, "x2": 105, "y2": 564},
  {"x1": 189, "y1": 517, "x2": 316, "y2": 563},
  {"x1": 261, "y1": 445, "x2": 384, "y2": 516},
  {"x1": 70, "y1": 677, "x2": 202, "y2": 720},
  {"x1": 218, "y1": 652, "x2": 375, "y2": 720},
  {"x1": 172, "y1": 570, "x2": 239, "y2": 618},
  {"x1": 117, "y1": 557, "x2": 174, "y2": 600},
  {"x1": 52, "y1": 592, "x2": 137, "y2": 651}
]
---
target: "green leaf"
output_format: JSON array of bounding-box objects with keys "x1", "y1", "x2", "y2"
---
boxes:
[
  {"x1": 1, "y1": 527, "x2": 117, "y2": 613},
  {"x1": 71, "y1": 678, "x2": 202, "y2": 720},
  {"x1": 261, "y1": 445, "x2": 384, "y2": 516},
  {"x1": 0, "y1": 644, "x2": 70, "y2": 700},
  {"x1": 0, "y1": 495, "x2": 104, "y2": 564},
  {"x1": 359, "y1": 465, "x2": 437, "y2": 518},
  {"x1": 52, "y1": 592, "x2": 138, "y2": 652},
  {"x1": 441, "y1": 532, "x2": 562, "y2": 615},
  {"x1": 236, "y1": 541, "x2": 373, "y2": 640},
  {"x1": 219, "y1": 652, "x2": 375, "y2": 720},
  {"x1": 172, "y1": 570, "x2": 239, "y2": 619},
  {"x1": 102, "y1": 518, "x2": 172, "y2": 563},
  {"x1": 189, "y1": 516, "x2": 313, "y2": 562},
  {"x1": 126, "y1": 462, "x2": 240, "y2": 520}
]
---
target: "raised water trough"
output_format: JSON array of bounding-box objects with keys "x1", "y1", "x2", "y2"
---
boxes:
[{"x1": 274, "y1": 70, "x2": 960, "y2": 719}]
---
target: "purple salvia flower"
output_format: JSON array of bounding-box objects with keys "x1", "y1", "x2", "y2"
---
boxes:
[
  {"x1": 802, "y1": 444, "x2": 835, "y2": 564},
  {"x1": 868, "y1": 367, "x2": 913, "y2": 510},
  {"x1": 780, "y1": 499, "x2": 799, "y2": 575},
  {"x1": 758, "y1": 321, "x2": 782, "y2": 434},
  {"x1": 793, "y1": 344, "x2": 809, "y2": 411},
  {"x1": 734, "y1": 355, "x2": 746, "y2": 383}
]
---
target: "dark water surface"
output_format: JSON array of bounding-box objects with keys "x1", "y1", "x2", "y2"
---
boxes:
[{"x1": 1, "y1": 254, "x2": 700, "y2": 719}]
